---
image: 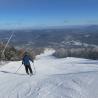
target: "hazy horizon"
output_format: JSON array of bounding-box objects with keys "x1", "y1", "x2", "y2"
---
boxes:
[{"x1": 0, "y1": 0, "x2": 98, "y2": 29}]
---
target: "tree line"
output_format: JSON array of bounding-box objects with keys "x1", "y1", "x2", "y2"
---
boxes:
[
  {"x1": 53, "y1": 46, "x2": 98, "y2": 60},
  {"x1": 0, "y1": 43, "x2": 44, "y2": 61}
]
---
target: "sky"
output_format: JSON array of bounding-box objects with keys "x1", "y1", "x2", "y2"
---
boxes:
[{"x1": 0, "y1": 0, "x2": 98, "y2": 29}]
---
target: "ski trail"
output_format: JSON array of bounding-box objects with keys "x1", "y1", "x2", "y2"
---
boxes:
[{"x1": 0, "y1": 50, "x2": 98, "y2": 98}]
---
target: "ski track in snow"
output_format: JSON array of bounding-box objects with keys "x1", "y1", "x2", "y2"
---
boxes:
[{"x1": 0, "y1": 49, "x2": 98, "y2": 98}]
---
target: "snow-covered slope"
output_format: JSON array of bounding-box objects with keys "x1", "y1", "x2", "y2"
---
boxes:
[{"x1": 0, "y1": 49, "x2": 98, "y2": 98}]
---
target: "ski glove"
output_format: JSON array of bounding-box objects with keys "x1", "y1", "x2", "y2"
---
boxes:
[{"x1": 22, "y1": 62, "x2": 24, "y2": 64}]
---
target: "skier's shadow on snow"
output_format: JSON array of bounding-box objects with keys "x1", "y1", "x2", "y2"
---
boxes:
[{"x1": 0, "y1": 71, "x2": 26, "y2": 76}]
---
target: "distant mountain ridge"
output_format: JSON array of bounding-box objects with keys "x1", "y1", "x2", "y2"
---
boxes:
[{"x1": 0, "y1": 25, "x2": 98, "y2": 48}]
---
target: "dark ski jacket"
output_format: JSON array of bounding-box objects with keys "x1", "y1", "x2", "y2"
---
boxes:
[{"x1": 22, "y1": 55, "x2": 33, "y2": 66}]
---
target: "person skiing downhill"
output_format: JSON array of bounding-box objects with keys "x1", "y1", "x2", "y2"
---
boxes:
[{"x1": 22, "y1": 52, "x2": 34, "y2": 75}]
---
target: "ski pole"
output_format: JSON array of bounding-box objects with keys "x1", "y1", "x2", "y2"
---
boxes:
[
  {"x1": 16, "y1": 64, "x2": 22, "y2": 73},
  {"x1": 33, "y1": 62, "x2": 36, "y2": 74}
]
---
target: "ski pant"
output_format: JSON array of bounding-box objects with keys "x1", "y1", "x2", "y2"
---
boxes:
[{"x1": 24, "y1": 65, "x2": 33, "y2": 74}]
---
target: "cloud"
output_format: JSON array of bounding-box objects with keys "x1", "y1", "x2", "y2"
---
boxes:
[
  {"x1": 86, "y1": 20, "x2": 98, "y2": 24},
  {"x1": 64, "y1": 20, "x2": 69, "y2": 23}
]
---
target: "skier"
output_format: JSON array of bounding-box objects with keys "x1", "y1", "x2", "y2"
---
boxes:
[{"x1": 22, "y1": 52, "x2": 34, "y2": 75}]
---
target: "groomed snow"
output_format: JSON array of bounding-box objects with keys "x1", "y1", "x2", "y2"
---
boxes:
[{"x1": 0, "y1": 49, "x2": 98, "y2": 98}]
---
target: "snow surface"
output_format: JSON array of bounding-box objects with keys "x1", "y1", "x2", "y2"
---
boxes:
[{"x1": 0, "y1": 49, "x2": 98, "y2": 98}]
